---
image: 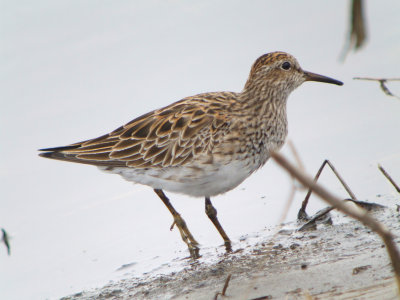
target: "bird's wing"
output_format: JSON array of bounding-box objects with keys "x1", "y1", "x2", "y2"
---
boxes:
[{"x1": 39, "y1": 93, "x2": 232, "y2": 169}]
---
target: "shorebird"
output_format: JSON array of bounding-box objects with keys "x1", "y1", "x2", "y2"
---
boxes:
[{"x1": 39, "y1": 51, "x2": 343, "y2": 259}]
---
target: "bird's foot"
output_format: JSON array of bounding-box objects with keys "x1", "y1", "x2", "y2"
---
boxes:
[
  {"x1": 172, "y1": 213, "x2": 200, "y2": 259},
  {"x1": 224, "y1": 240, "x2": 232, "y2": 253}
]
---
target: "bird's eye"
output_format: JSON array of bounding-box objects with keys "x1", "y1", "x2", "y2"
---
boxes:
[{"x1": 281, "y1": 62, "x2": 291, "y2": 70}]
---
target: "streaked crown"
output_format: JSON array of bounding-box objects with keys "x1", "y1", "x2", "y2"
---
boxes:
[{"x1": 243, "y1": 51, "x2": 305, "y2": 95}]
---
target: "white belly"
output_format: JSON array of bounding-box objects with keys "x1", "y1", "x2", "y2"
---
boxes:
[{"x1": 98, "y1": 158, "x2": 261, "y2": 198}]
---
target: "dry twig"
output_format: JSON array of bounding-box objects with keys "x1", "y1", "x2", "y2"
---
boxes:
[
  {"x1": 278, "y1": 141, "x2": 304, "y2": 224},
  {"x1": 271, "y1": 151, "x2": 400, "y2": 293},
  {"x1": 354, "y1": 77, "x2": 400, "y2": 99},
  {"x1": 214, "y1": 274, "x2": 232, "y2": 299},
  {"x1": 298, "y1": 159, "x2": 357, "y2": 220},
  {"x1": 340, "y1": 0, "x2": 368, "y2": 61},
  {"x1": 378, "y1": 164, "x2": 400, "y2": 193},
  {"x1": 299, "y1": 199, "x2": 384, "y2": 232},
  {"x1": 249, "y1": 296, "x2": 271, "y2": 300}
]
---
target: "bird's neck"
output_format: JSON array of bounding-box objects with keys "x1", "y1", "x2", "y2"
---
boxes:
[
  {"x1": 238, "y1": 87, "x2": 289, "y2": 122},
  {"x1": 237, "y1": 87, "x2": 289, "y2": 151}
]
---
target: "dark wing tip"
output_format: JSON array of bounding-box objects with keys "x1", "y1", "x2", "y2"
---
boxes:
[
  {"x1": 38, "y1": 151, "x2": 68, "y2": 160},
  {"x1": 38, "y1": 145, "x2": 80, "y2": 152},
  {"x1": 38, "y1": 152, "x2": 54, "y2": 158}
]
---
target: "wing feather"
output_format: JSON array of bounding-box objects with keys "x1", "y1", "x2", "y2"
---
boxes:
[{"x1": 39, "y1": 92, "x2": 235, "y2": 169}]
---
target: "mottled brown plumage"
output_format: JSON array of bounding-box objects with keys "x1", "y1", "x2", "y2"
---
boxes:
[
  {"x1": 41, "y1": 92, "x2": 235, "y2": 169},
  {"x1": 39, "y1": 51, "x2": 343, "y2": 258}
]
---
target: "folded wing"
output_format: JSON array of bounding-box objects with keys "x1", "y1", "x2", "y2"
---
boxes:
[{"x1": 39, "y1": 96, "x2": 230, "y2": 169}]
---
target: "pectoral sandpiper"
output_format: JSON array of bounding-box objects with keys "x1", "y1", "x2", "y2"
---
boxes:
[{"x1": 39, "y1": 51, "x2": 343, "y2": 258}]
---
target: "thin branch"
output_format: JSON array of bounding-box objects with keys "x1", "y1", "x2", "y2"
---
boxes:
[
  {"x1": 378, "y1": 164, "x2": 400, "y2": 194},
  {"x1": 271, "y1": 151, "x2": 400, "y2": 293},
  {"x1": 221, "y1": 274, "x2": 231, "y2": 296},
  {"x1": 214, "y1": 274, "x2": 232, "y2": 299},
  {"x1": 340, "y1": 0, "x2": 368, "y2": 61},
  {"x1": 288, "y1": 140, "x2": 305, "y2": 171},
  {"x1": 299, "y1": 199, "x2": 384, "y2": 231},
  {"x1": 272, "y1": 140, "x2": 301, "y2": 226},
  {"x1": 353, "y1": 77, "x2": 400, "y2": 81},
  {"x1": 299, "y1": 206, "x2": 334, "y2": 231},
  {"x1": 353, "y1": 77, "x2": 400, "y2": 99},
  {"x1": 299, "y1": 160, "x2": 356, "y2": 220}
]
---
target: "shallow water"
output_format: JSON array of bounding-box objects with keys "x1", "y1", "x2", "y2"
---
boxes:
[{"x1": 1, "y1": 1, "x2": 400, "y2": 299}]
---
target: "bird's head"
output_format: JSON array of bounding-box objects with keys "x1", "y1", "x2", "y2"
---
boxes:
[{"x1": 243, "y1": 51, "x2": 343, "y2": 99}]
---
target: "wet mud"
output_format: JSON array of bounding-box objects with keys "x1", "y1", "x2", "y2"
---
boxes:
[{"x1": 61, "y1": 198, "x2": 400, "y2": 300}]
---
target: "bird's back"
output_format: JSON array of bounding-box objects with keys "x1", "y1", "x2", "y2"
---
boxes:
[{"x1": 40, "y1": 92, "x2": 239, "y2": 166}]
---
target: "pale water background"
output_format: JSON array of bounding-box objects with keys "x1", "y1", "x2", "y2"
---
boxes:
[{"x1": 1, "y1": 1, "x2": 400, "y2": 299}]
